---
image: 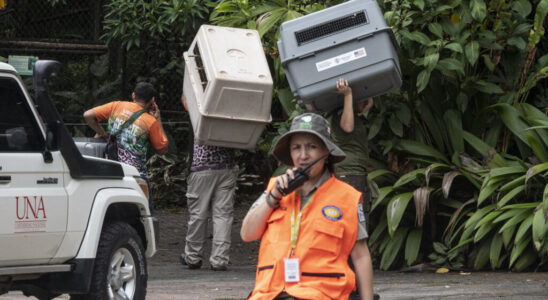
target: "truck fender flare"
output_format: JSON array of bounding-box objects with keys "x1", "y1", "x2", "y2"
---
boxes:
[{"x1": 75, "y1": 188, "x2": 152, "y2": 259}]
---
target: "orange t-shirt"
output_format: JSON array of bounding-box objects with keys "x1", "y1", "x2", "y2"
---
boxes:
[{"x1": 93, "y1": 101, "x2": 168, "y2": 173}]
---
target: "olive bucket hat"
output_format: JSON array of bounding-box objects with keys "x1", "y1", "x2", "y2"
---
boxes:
[{"x1": 272, "y1": 113, "x2": 345, "y2": 166}]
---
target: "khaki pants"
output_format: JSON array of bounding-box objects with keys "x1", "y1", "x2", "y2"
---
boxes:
[{"x1": 184, "y1": 168, "x2": 236, "y2": 267}]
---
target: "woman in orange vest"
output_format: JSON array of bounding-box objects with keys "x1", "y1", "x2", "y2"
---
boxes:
[{"x1": 241, "y1": 113, "x2": 374, "y2": 300}]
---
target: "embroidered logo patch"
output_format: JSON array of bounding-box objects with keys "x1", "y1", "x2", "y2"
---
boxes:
[{"x1": 322, "y1": 205, "x2": 342, "y2": 221}]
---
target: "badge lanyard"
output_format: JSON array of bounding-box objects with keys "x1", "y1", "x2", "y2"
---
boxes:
[
  {"x1": 285, "y1": 191, "x2": 315, "y2": 283},
  {"x1": 289, "y1": 191, "x2": 315, "y2": 257}
]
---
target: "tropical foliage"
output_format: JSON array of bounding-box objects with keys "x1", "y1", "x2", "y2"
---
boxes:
[{"x1": 364, "y1": 0, "x2": 548, "y2": 271}]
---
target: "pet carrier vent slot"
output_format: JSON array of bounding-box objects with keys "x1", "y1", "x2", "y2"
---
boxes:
[
  {"x1": 295, "y1": 11, "x2": 367, "y2": 46},
  {"x1": 193, "y1": 44, "x2": 208, "y2": 91}
]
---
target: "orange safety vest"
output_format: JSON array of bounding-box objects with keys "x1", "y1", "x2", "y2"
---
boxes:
[{"x1": 249, "y1": 175, "x2": 361, "y2": 300}]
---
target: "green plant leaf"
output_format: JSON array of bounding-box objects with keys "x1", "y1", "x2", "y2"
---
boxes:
[
  {"x1": 509, "y1": 236, "x2": 531, "y2": 267},
  {"x1": 544, "y1": 184, "x2": 548, "y2": 215},
  {"x1": 493, "y1": 208, "x2": 527, "y2": 224},
  {"x1": 424, "y1": 51, "x2": 440, "y2": 71},
  {"x1": 490, "y1": 233, "x2": 503, "y2": 269},
  {"x1": 525, "y1": 163, "x2": 548, "y2": 184},
  {"x1": 502, "y1": 225, "x2": 517, "y2": 248},
  {"x1": 389, "y1": 115, "x2": 404, "y2": 137},
  {"x1": 451, "y1": 237, "x2": 474, "y2": 253},
  {"x1": 475, "y1": 210, "x2": 503, "y2": 230},
  {"x1": 475, "y1": 80, "x2": 504, "y2": 94},
  {"x1": 482, "y1": 54, "x2": 495, "y2": 71},
  {"x1": 380, "y1": 227, "x2": 409, "y2": 270},
  {"x1": 368, "y1": 169, "x2": 395, "y2": 181},
  {"x1": 277, "y1": 88, "x2": 297, "y2": 117},
  {"x1": 465, "y1": 41, "x2": 480, "y2": 65},
  {"x1": 513, "y1": 249, "x2": 537, "y2": 271},
  {"x1": 497, "y1": 185, "x2": 525, "y2": 208},
  {"x1": 532, "y1": 207, "x2": 548, "y2": 250},
  {"x1": 502, "y1": 203, "x2": 540, "y2": 209},
  {"x1": 512, "y1": 0, "x2": 533, "y2": 17},
  {"x1": 465, "y1": 204, "x2": 496, "y2": 229},
  {"x1": 368, "y1": 116, "x2": 383, "y2": 140},
  {"x1": 488, "y1": 103, "x2": 529, "y2": 145},
  {"x1": 407, "y1": 30, "x2": 432, "y2": 45},
  {"x1": 414, "y1": 0, "x2": 425, "y2": 10},
  {"x1": 432, "y1": 241, "x2": 448, "y2": 254},
  {"x1": 405, "y1": 229, "x2": 423, "y2": 266},
  {"x1": 393, "y1": 168, "x2": 426, "y2": 188},
  {"x1": 443, "y1": 110, "x2": 464, "y2": 153},
  {"x1": 369, "y1": 216, "x2": 388, "y2": 246},
  {"x1": 257, "y1": 8, "x2": 286, "y2": 37},
  {"x1": 470, "y1": 0, "x2": 487, "y2": 21},
  {"x1": 461, "y1": 205, "x2": 496, "y2": 244},
  {"x1": 477, "y1": 177, "x2": 506, "y2": 205},
  {"x1": 499, "y1": 208, "x2": 531, "y2": 232},
  {"x1": 514, "y1": 213, "x2": 534, "y2": 245},
  {"x1": 428, "y1": 23, "x2": 443, "y2": 38},
  {"x1": 499, "y1": 175, "x2": 526, "y2": 192},
  {"x1": 437, "y1": 58, "x2": 465, "y2": 76},
  {"x1": 396, "y1": 105, "x2": 412, "y2": 126},
  {"x1": 490, "y1": 166, "x2": 527, "y2": 178},
  {"x1": 527, "y1": 131, "x2": 548, "y2": 162},
  {"x1": 418, "y1": 101, "x2": 446, "y2": 151},
  {"x1": 462, "y1": 131, "x2": 506, "y2": 168},
  {"x1": 444, "y1": 42, "x2": 463, "y2": 53},
  {"x1": 397, "y1": 140, "x2": 448, "y2": 163},
  {"x1": 416, "y1": 69, "x2": 431, "y2": 92},
  {"x1": 371, "y1": 186, "x2": 394, "y2": 213},
  {"x1": 387, "y1": 192, "x2": 414, "y2": 236},
  {"x1": 507, "y1": 36, "x2": 527, "y2": 50},
  {"x1": 474, "y1": 222, "x2": 495, "y2": 242},
  {"x1": 473, "y1": 240, "x2": 491, "y2": 270}
]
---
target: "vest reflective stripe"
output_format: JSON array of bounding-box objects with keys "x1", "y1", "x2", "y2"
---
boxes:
[{"x1": 249, "y1": 175, "x2": 360, "y2": 300}]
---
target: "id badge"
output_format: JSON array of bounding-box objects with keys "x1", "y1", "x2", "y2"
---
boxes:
[
  {"x1": 284, "y1": 258, "x2": 300, "y2": 282},
  {"x1": 358, "y1": 203, "x2": 366, "y2": 222}
]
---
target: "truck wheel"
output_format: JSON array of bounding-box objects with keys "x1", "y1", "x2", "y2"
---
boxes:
[{"x1": 75, "y1": 222, "x2": 147, "y2": 300}]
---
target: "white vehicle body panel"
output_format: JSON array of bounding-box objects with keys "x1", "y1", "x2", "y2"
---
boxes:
[{"x1": 0, "y1": 151, "x2": 68, "y2": 266}]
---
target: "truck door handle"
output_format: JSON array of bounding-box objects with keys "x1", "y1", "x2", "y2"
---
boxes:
[{"x1": 0, "y1": 175, "x2": 11, "y2": 183}]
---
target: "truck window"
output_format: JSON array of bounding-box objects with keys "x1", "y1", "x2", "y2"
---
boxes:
[{"x1": 0, "y1": 77, "x2": 44, "y2": 151}]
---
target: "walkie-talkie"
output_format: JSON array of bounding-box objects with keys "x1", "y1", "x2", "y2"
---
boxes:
[{"x1": 276, "y1": 150, "x2": 332, "y2": 196}]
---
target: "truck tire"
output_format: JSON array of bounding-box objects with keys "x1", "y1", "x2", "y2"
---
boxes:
[{"x1": 73, "y1": 222, "x2": 147, "y2": 300}]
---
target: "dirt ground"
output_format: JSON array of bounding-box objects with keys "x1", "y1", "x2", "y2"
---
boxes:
[{"x1": 149, "y1": 195, "x2": 261, "y2": 269}]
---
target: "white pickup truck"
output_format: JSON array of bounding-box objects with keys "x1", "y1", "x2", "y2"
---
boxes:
[{"x1": 0, "y1": 60, "x2": 157, "y2": 300}]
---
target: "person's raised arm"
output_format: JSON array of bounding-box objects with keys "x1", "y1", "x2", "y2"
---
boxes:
[
  {"x1": 350, "y1": 239, "x2": 374, "y2": 300},
  {"x1": 83, "y1": 108, "x2": 108, "y2": 139},
  {"x1": 336, "y1": 78, "x2": 354, "y2": 133},
  {"x1": 241, "y1": 169, "x2": 295, "y2": 241},
  {"x1": 149, "y1": 98, "x2": 168, "y2": 155}
]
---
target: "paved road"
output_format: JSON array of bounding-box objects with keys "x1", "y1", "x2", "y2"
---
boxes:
[
  {"x1": 3, "y1": 265, "x2": 548, "y2": 299},
  {"x1": 146, "y1": 265, "x2": 548, "y2": 299}
]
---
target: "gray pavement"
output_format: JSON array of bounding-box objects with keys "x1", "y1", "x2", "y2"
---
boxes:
[
  {"x1": 2, "y1": 206, "x2": 548, "y2": 299},
  {"x1": 2, "y1": 263, "x2": 548, "y2": 299},
  {"x1": 146, "y1": 266, "x2": 548, "y2": 299}
]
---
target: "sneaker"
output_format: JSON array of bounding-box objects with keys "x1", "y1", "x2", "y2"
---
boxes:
[
  {"x1": 180, "y1": 253, "x2": 202, "y2": 269},
  {"x1": 210, "y1": 264, "x2": 227, "y2": 271}
]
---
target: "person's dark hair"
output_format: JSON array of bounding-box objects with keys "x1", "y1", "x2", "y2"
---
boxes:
[{"x1": 134, "y1": 82, "x2": 156, "y2": 103}]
